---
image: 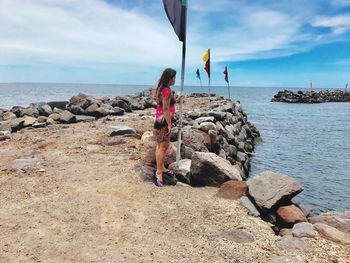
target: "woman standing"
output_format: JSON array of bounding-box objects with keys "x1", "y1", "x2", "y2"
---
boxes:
[{"x1": 153, "y1": 68, "x2": 177, "y2": 187}]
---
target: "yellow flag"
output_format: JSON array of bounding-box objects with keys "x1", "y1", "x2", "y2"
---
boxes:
[{"x1": 202, "y1": 49, "x2": 210, "y2": 62}]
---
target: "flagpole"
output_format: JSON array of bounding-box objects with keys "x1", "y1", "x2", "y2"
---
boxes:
[
  {"x1": 227, "y1": 81, "x2": 231, "y2": 100},
  {"x1": 208, "y1": 77, "x2": 211, "y2": 106},
  {"x1": 176, "y1": 1, "x2": 187, "y2": 168}
]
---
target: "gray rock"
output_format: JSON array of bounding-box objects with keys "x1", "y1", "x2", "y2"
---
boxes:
[
  {"x1": 75, "y1": 115, "x2": 96, "y2": 122},
  {"x1": 2, "y1": 111, "x2": 17, "y2": 120},
  {"x1": 269, "y1": 256, "x2": 303, "y2": 263},
  {"x1": 190, "y1": 152, "x2": 242, "y2": 187},
  {"x1": 182, "y1": 129, "x2": 209, "y2": 152},
  {"x1": 314, "y1": 223, "x2": 350, "y2": 244},
  {"x1": 168, "y1": 159, "x2": 191, "y2": 185},
  {"x1": 69, "y1": 105, "x2": 87, "y2": 115},
  {"x1": 275, "y1": 236, "x2": 313, "y2": 252},
  {"x1": 308, "y1": 211, "x2": 350, "y2": 234},
  {"x1": 216, "y1": 229, "x2": 255, "y2": 243},
  {"x1": 23, "y1": 116, "x2": 37, "y2": 127},
  {"x1": 194, "y1": 116, "x2": 215, "y2": 124},
  {"x1": 48, "y1": 113, "x2": 61, "y2": 121},
  {"x1": 11, "y1": 158, "x2": 43, "y2": 172},
  {"x1": 47, "y1": 101, "x2": 68, "y2": 110},
  {"x1": 199, "y1": 122, "x2": 216, "y2": 133},
  {"x1": 247, "y1": 171, "x2": 303, "y2": 211},
  {"x1": 239, "y1": 196, "x2": 260, "y2": 217},
  {"x1": 38, "y1": 104, "x2": 52, "y2": 116},
  {"x1": 108, "y1": 126, "x2": 136, "y2": 136},
  {"x1": 0, "y1": 118, "x2": 25, "y2": 132},
  {"x1": 292, "y1": 222, "x2": 316, "y2": 238},
  {"x1": 59, "y1": 110, "x2": 76, "y2": 124}
]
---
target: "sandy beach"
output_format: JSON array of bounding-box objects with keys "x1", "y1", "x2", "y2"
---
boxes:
[{"x1": 0, "y1": 97, "x2": 349, "y2": 263}]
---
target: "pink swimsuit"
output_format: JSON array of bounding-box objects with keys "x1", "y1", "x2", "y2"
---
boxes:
[{"x1": 155, "y1": 87, "x2": 175, "y2": 122}]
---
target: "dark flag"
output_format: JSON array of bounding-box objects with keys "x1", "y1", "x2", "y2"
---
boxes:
[
  {"x1": 223, "y1": 66, "x2": 229, "y2": 83},
  {"x1": 162, "y1": 0, "x2": 187, "y2": 42},
  {"x1": 202, "y1": 48, "x2": 210, "y2": 78},
  {"x1": 196, "y1": 68, "x2": 201, "y2": 80}
]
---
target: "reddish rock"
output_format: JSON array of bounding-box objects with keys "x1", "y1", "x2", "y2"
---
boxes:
[
  {"x1": 217, "y1": 180, "x2": 248, "y2": 200},
  {"x1": 277, "y1": 204, "x2": 307, "y2": 225}
]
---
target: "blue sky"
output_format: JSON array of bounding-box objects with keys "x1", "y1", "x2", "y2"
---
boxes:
[{"x1": 0, "y1": 0, "x2": 349, "y2": 87}]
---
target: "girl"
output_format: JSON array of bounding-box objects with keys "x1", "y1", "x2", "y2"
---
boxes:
[{"x1": 153, "y1": 68, "x2": 177, "y2": 187}]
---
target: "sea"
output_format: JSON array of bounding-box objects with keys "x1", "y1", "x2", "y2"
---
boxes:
[{"x1": 1, "y1": 83, "x2": 349, "y2": 212}]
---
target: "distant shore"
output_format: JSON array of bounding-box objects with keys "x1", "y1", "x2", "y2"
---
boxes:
[{"x1": 272, "y1": 89, "x2": 350, "y2": 103}]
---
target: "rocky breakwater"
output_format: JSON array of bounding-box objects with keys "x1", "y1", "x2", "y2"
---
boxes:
[
  {"x1": 141, "y1": 93, "x2": 261, "y2": 185},
  {"x1": 0, "y1": 89, "x2": 156, "y2": 138},
  {"x1": 271, "y1": 89, "x2": 350, "y2": 103}
]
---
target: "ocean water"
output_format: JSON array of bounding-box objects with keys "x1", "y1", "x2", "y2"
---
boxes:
[{"x1": 1, "y1": 83, "x2": 349, "y2": 212}]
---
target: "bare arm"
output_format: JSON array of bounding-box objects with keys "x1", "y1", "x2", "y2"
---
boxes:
[{"x1": 162, "y1": 93, "x2": 172, "y2": 134}]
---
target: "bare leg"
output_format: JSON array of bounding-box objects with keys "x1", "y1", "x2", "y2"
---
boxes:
[{"x1": 156, "y1": 141, "x2": 170, "y2": 183}]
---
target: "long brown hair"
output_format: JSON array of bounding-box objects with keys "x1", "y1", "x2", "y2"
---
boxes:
[{"x1": 155, "y1": 68, "x2": 176, "y2": 105}]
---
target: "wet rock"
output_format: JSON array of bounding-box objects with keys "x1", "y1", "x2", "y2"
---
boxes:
[{"x1": 47, "y1": 101, "x2": 68, "y2": 110}]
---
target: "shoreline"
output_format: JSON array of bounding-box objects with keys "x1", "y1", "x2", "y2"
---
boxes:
[{"x1": 1, "y1": 90, "x2": 349, "y2": 262}]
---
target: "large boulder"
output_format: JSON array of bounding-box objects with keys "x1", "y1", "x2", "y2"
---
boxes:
[
  {"x1": 247, "y1": 171, "x2": 303, "y2": 211},
  {"x1": 276, "y1": 204, "x2": 307, "y2": 225},
  {"x1": 0, "y1": 118, "x2": 25, "y2": 132},
  {"x1": 38, "y1": 104, "x2": 52, "y2": 117},
  {"x1": 47, "y1": 101, "x2": 68, "y2": 110},
  {"x1": 314, "y1": 223, "x2": 350, "y2": 245},
  {"x1": 217, "y1": 180, "x2": 248, "y2": 200},
  {"x1": 190, "y1": 152, "x2": 242, "y2": 187},
  {"x1": 59, "y1": 110, "x2": 76, "y2": 124},
  {"x1": 308, "y1": 211, "x2": 350, "y2": 234},
  {"x1": 182, "y1": 129, "x2": 210, "y2": 152}
]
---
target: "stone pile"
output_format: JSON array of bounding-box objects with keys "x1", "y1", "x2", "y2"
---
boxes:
[
  {"x1": 271, "y1": 89, "x2": 350, "y2": 103},
  {"x1": 0, "y1": 89, "x2": 156, "y2": 134},
  {"x1": 141, "y1": 94, "x2": 261, "y2": 185}
]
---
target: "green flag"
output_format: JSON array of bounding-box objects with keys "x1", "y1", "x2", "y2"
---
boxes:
[{"x1": 162, "y1": 0, "x2": 187, "y2": 42}]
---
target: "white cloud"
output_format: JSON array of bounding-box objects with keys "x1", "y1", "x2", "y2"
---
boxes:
[
  {"x1": 0, "y1": 0, "x2": 181, "y2": 67},
  {"x1": 311, "y1": 14, "x2": 350, "y2": 35}
]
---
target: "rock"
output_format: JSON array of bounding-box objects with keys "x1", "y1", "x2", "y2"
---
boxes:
[
  {"x1": 182, "y1": 129, "x2": 210, "y2": 152},
  {"x1": 217, "y1": 180, "x2": 248, "y2": 200},
  {"x1": 276, "y1": 204, "x2": 307, "y2": 225},
  {"x1": 32, "y1": 122, "x2": 47, "y2": 129},
  {"x1": 275, "y1": 236, "x2": 313, "y2": 252},
  {"x1": 59, "y1": 110, "x2": 76, "y2": 124},
  {"x1": 11, "y1": 158, "x2": 43, "y2": 172},
  {"x1": 279, "y1": 228, "x2": 293, "y2": 237},
  {"x1": 199, "y1": 122, "x2": 216, "y2": 133},
  {"x1": 193, "y1": 116, "x2": 215, "y2": 123},
  {"x1": 48, "y1": 113, "x2": 61, "y2": 121},
  {"x1": 247, "y1": 171, "x2": 303, "y2": 211},
  {"x1": 0, "y1": 118, "x2": 25, "y2": 132},
  {"x1": 37, "y1": 116, "x2": 48, "y2": 123},
  {"x1": 239, "y1": 196, "x2": 260, "y2": 217},
  {"x1": 164, "y1": 142, "x2": 177, "y2": 167},
  {"x1": 47, "y1": 101, "x2": 68, "y2": 110},
  {"x1": 168, "y1": 159, "x2": 191, "y2": 185},
  {"x1": 75, "y1": 115, "x2": 96, "y2": 122},
  {"x1": 2, "y1": 111, "x2": 17, "y2": 120},
  {"x1": 292, "y1": 222, "x2": 316, "y2": 238},
  {"x1": 38, "y1": 104, "x2": 52, "y2": 116},
  {"x1": 314, "y1": 223, "x2": 350, "y2": 244},
  {"x1": 269, "y1": 256, "x2": 303, "y2": 263},
  {"x1": 108, "y1": 126, "x2": 136, "y2": 136},
  {"x1": 216, "y1": 229, "x2": 255, "y2": 243},
  {"x1": 23, "y1": 116, "x2": 37, "y2": 127},
  {"x1": 69, "y1": 105, "x2": 87, "y2": 115},
  {"x1": 308, "y1": 211, "x2": 350, "y2": 234},
  {"x1": 190, "y1": 152, "x2": 242, "y2": 187}
]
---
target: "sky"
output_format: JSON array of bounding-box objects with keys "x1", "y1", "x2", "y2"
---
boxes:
[{"x1": 0, "y1": 0, "x2": 349, "y2": 88}]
